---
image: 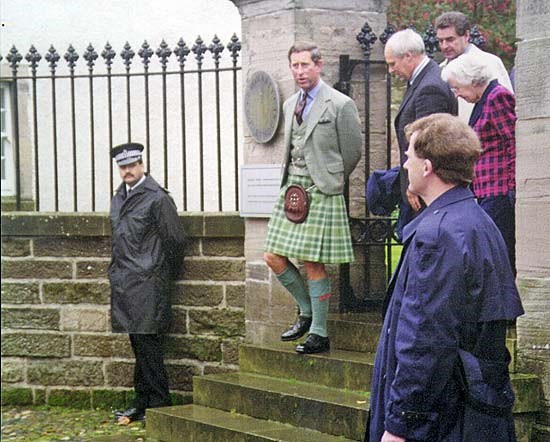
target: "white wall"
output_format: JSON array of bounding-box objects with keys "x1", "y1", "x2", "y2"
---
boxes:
[{"x1": 0, "y1": 0, "x2": 242, "y2": 211}]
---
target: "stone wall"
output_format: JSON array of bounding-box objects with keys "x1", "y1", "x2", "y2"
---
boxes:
[
  {"x1": 515, "y1": 0, "x2": 550, "y2": 429},
  {"x1": 1, "y1": 212, "x2": 245, "y2": 409}
]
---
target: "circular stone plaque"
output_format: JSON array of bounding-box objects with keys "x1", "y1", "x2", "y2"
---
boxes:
[{"x1": 244, "y1": 70, "x2": 281, "y2": 144}]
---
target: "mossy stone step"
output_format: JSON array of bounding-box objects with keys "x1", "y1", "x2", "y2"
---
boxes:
[
  {"x1": 194, "y1": 372, "x2": 369, "y2": 440},
  {"x1": 146, "y1": 404, "x2": 356, "y2": 442},
  {"x1": 327, "y1": 312, "x2": 382, "y2": 353},
  {"x1": 239, "y1": 342, "x2": 376, "y2": 391}
]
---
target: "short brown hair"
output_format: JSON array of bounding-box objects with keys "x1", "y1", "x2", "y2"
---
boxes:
[
  {"x1": 405, "y1": 114, "x2": 481, "y2": 185},
  {"x1": 435, "y1": 11, "x2": 471, "y2": 36},
  {"x1": 288, "y1": 41, "x2": 322, "y2": 63}
]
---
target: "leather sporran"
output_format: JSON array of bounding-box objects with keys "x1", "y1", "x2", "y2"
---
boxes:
[{"x1": 284, "y1": 184, "x2": 309, "y2": 223}]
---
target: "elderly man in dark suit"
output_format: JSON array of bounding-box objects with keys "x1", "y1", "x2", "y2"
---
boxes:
[{"x1": 384, "y1": 29, "x2": 457, "y2": 239}]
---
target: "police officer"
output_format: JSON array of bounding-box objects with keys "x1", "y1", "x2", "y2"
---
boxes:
[{"x1": 109, "y1": 143, "x2": 186, "y2": 425}]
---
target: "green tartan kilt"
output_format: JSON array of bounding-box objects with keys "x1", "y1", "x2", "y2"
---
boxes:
[{"x1": 264, "y1": 175, "x2": 355, "y2": 264}]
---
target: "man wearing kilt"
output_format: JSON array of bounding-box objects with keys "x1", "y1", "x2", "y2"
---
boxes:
[{"x1": 264, "y1": 42, "x2": 362, "y2": 354}]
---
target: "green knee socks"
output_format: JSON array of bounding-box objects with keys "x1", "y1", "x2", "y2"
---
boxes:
[
  {"x1": 308, "y1": 278, "x2": 331, "y2": 337},
  {"x1": 276, "y1": 264, "x2": 312, "y2": 317}
]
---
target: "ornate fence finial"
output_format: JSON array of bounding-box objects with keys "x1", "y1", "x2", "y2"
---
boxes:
[
  {"x1": 209, "y1": 35, "x2": 224, "y2": 64},
  {"x1": 227, "y1": 33, "x2": 241, "y2": 64},
  {"x1": 356, "y1": 22, "x2": 377, "y2": 59},
  {"x1": 469, "y1": 25, "x2": 486, "y2": 49},
  {"x1": 423, "y1": 24, "x2": 439, "y2": 58},
  {"x1": 101, "y1": 42, "x2": 116, "y2": 68},
  {"x1": 192, "y1": 35, "x2": 207, "y2": 65},
  {"x1": 156, "y1": 39, "x2": 172, "y2": 69},
  {"x1": 139, "y1": 40, "x2": 154, "y2": 68},
  {"x1": 25, "y1": 45, "x2": 42, "y2": 75},
  {"x1": 120, "y1": 42, "x2": 135, "y2": 69},
  {"x1": 379, "y1": 24, "x2": 396, "y2": 45},
  {"x1": 45, "y1": 45, "x2": 61, "y2": 74},
  {"x1": 7, "y1": 45, "x2": 23, "y2": 75},
  {"x1": 84, "y1": 44, "x2": 98, "y2": 71},
  {"x1": 64, "y1": 44, "x2": 79, "y2": 72},
  {"x1": 174, "y1": 38, "x2": 190, "y2": 67}
]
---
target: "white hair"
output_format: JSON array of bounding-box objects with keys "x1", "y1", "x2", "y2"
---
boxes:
[
  {"x1": 385, "y1": 29, "x2": 425, "y2": 57},
  {"x1": 441, "y1": 53, "x2": 493, "y2": 86}
]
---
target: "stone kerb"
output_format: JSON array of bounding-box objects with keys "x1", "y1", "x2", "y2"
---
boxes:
[{"x1": 1, "y1": 212, "x2": 245, "y2": 409}]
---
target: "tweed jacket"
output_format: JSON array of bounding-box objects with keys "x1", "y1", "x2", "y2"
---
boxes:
[
  {"x1": 470, "y1": 81, "x2": 516, "y2": 198},
  {"x1": 281, "y1": 81, "x2": 362, "y2": 195},
  {"x1": 395, "y1": 59, "x2": 458, "y2": 198}
]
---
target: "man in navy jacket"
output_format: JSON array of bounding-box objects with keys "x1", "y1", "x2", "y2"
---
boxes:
[{"x1": 368, "y1": 114, "x2": 523, "y2": 442}]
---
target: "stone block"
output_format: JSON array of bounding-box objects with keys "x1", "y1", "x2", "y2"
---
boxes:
[
  {"x1": 42, "y1": 282, "x2": 110, "y2": 304},
  {"x1": 245, "y1": 280, "x2": 270, "y2": 322},
  {"x1": 1, "y1": 238, "x2": 31, "y2": 257},
  {"x1": 61, "y1": 308, "x2": 108, "y2": 332},
  {"x1": 172, "y1": 282, "x2": 223, "y2": 306},
  {"x1": 244, "y1": 219, "x2": 269, "y2": 262},
  {"x1": 166, "y1": 363, "x2": 198, "y2": 391},
  {"x1": 203, "y1": 364, "x2": 239, "y2": 375},
  {"x1": 515, "y1": 38, "x2": 550, "y2": 119},
  {"x1": 1, "y1": 282, "x2": 40, "y2": 304},
  {"x1": 73, "y1": 334, "x2": 133, "y2": 358},
  {"x1": 246, "y1": 261, "x2": 269, "y2": 281},
  {"x1": 1, "y1": 259, "x2": 73, "y2": 279},
  {"x1": 105, "y1": 361, "x2": 134, "y2": 387},
  {"x1": 27, "y1": 360, "x2": 104, "y2": 386},
  {"x1": 183, "y1": 258, "x2": 245, "y2": 281},
  {"x1": 185, "y1": 238, "x2": 201, "y2": 256},
  {"x1": 33, "y1": 237, "x2": 111, "y2": 257},
  {"x1": 204, "y1": 213, "x2": 244, "y2": 237},
  {"x1": 516, "y1": 119, "x2": 550, "y2": 194},
  {"x1": 1, "y1": 387, "x2": 33, "y2": 406},
  {"x1": 1, "y1": 307, "x2": 60, "y2": 330},
  {"x1": 180, "y1": 213, "x2": 204, "y2": 237},
  {"x1": 171, "y1": 392, "x2": 194, "y2": 405},
  {"x1": 2, "y1": 333, "x2": 70, "y2": 357},
  {"x1": 270, "y1": 278, "x2": 297, "y2": 322},
  {"x1": 189, "y1": 309, "x2": 245, "y2": 338},
  {"x1": 517, "y1": 278, "x2": 550, "y2": 349},
  {"x1": 169, "y1": 307, "x2": 187, "y2": 334},
  {"x1": 202, "y1": 238, "x2": 244, "y2": 257},
  {"x1": 517, "y1": 0, "x2": 550, "y2": 40},
  {"x1": 516, "y1": 201, "x2": 550, "y2": 277},
  {"x1": 47, "y1": 389, "x2": 91, "y2": 409},
  {"x1": 91, "y1": 389, "x2": 129, "y2": 410},
  {"x1": 34, "y1": 389, "x2": 46, "y2": 405},
  {"x1": 76, "y1": 260, "x2": 110, "y2": 279},
  {"x1": 222, "y1": 339, "x2": 242, "y2": 365},
  {"x1": 164, "y1": 335, "x2": 222, "y2": 362},
  {"x1": 0, "y1": 213, "x2": 111, "y2": 237},
  {"x1": 1, "y1": 360, "x2": 25, "y2": 383},
  {"x1": 226, "y1": 283, "x2": 245, "y2": 308}
]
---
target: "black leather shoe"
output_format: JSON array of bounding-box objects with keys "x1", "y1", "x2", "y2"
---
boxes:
[
  {"x1": 114, "y1": 407, "x2": 145, "y2": 424},
  {"x1": 280, "y1": 316, "x2": 312, "y2": 341},
  {"x1": 295, "y1": 334, "x2": 330, "y2": 354}
]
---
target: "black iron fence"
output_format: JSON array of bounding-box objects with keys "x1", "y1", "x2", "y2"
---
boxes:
[
  {"x1": 1, "y1": 34, "x2": 241, "y2": 212},
  {"x1": 337, "y1": 22, "x2": 487, "y2": 311}
]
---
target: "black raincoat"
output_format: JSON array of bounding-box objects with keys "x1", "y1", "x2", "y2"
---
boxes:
[{"x1": 109, "y1": 175, "x2": 186, "y2": 334}]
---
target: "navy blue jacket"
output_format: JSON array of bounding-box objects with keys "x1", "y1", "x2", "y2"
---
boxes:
[{"x1": 369, "y1": 186, "x2": 523, "y2": 441}]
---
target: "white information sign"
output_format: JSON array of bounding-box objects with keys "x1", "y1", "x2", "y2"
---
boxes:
[{"x1": 240, "y1": 164, "x2": 284, "y2": 217}]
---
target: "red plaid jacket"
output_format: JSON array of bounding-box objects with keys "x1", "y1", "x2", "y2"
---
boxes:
[{"x1": 471, "y1": 83, "x2": 516, "y2": 198}]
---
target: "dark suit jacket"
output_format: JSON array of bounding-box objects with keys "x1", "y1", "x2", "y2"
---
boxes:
[{"x1": 395, "y1": 59, "x2": 458, "y2": 199}]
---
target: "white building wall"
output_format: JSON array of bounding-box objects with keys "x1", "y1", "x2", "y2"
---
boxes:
[{"x1": 0, "y1": 0, "x2": 242, "y2": 211}]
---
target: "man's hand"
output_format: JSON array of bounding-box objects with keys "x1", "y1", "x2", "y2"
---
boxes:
[
  {"x1": 406, "y1": 189, "x2": 422, "y2": 212},
  {"x1": 381, "y1": 430, "x2": 406, "y2": 442}
]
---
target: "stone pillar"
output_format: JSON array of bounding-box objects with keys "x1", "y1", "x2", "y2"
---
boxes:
[
  {"x1": 232, "y1": 0, "x2": 389, "y2": 343},
  {"x1": 515, "y1": 0, "x2": 550, "y2": 427}
]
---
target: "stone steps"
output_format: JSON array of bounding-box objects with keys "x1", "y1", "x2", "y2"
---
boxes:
[
  {"x1": 327, "y1": 312, "x2": 382, "y2": 353},
  {"x1": 146, "y1": 404, "x2": 356, "y2": 442},
  {"x1": 193, "y1": 372, "x2": 368, "y2": 440}
]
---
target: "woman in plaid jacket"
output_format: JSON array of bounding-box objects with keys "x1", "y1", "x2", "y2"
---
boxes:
[{"x1": 442, "y1": 53, "x2": 516, "y2": 274}]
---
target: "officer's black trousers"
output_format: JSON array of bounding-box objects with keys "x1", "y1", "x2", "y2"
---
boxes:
[{"x1": 129, "y1": 334, "x2": 171, "y2": 411}]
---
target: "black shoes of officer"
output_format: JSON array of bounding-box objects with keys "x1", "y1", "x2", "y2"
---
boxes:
[
  {"x1": 114, "y1": 407, "x2": 145, "y2": 425},
  {"x1": 295, "y1": 333, "x2": 330, "y2": 354},
  {"x1": 280, "y1": 315, "x2": 312, "y2": 341}
]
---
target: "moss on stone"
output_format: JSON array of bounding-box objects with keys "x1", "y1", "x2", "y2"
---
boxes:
[
  {"x1": 91, "y1": 389, "x2": 129, "y2": 410},
  {"x1": 47, "y1": 389, "x2": 91, "y2": 409},
  {"x1": 1, "y1": 387, "x2": 34, "y2": 406}
]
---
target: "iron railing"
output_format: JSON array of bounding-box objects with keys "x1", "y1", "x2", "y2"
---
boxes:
[{"x1": 1, "y1": 34, "x2": 242, "y2": 212}]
